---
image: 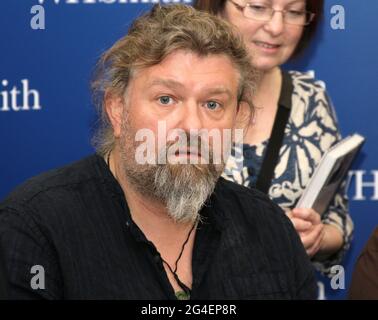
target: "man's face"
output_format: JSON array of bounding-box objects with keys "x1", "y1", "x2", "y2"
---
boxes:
[
  {"x1": 125, "y1": 50, "x2": 240, "y2": 153},
  {"x1": 109, "y1": 50, "x2": 241, "y2": 223}
]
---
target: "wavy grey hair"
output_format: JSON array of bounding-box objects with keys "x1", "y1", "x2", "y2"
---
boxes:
[{"x1": 91, "y1": 4, "x2": 258, "y2": 156}]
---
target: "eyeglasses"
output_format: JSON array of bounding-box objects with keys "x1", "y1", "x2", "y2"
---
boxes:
[{"x1": 228, "y1": 0, "x2": 316, "y2": 26}]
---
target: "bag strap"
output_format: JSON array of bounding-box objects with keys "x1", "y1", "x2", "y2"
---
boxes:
[{"x1": 255, "y1": 71, "x2": 294, "y2": 194}]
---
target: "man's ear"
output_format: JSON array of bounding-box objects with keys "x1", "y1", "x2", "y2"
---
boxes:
[
  {"x1": 236, "y1": 100, "x2": 249, "y2": 115},
  {"x1": 236, "y1": 101, "x2": 241, "y2": 113},
  {"x1": 105, "y1": 91, "x2": 124, "y2": 138},
  {"x1": 235, "y1": 101, "x2": 250, "y2": 128}
]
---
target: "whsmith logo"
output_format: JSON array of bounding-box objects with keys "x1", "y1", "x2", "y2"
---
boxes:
[
  {"x1": 31, "y1": 0, "x2": 193, "y2": 30},
  {"x1": 0, "y1": 79, "x2": 41, "y2": 112},
  {"x1": 36, "y1": 0, "x2": 192, "y2": 4}
]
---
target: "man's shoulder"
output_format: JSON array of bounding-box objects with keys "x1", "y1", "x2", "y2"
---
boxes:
[
  {"x1": 217, "y1": 177, "x2": 271, "y2": 203},
  {"x1": 0, "y1": 154, "x2": 102, "y2": 211},
  {"x1": 215, "y1": 177, "x2": 289, "y2": 227}
]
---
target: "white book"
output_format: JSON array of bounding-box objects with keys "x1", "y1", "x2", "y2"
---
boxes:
[{"x1": 296, "y1": 133, "x2": 365, "y2": 215}]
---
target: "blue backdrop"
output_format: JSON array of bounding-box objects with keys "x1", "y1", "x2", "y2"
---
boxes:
[{"x1": 1, "y1": 0, "x2": 377, "y2": 300}]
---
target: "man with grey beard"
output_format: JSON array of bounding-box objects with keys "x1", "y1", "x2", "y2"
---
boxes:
[
  {"x1": 0, "y1": 5, "x2": 317, "y2": 300},
  {"x1": 119, "y1": 112, "x2": 222, "y2": 225}
]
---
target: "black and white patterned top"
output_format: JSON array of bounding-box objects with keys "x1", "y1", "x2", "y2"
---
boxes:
[{"x1": 223, "y1": 70, "x2": 354, "y2": 275}]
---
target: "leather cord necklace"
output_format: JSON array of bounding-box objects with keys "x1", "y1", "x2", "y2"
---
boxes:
[
  {"x1": 106, "y1": 150, "x2": 197, "y2": 300},
  {"x1": 160, "y1": 220, "x2": 197, "y2": 300}
]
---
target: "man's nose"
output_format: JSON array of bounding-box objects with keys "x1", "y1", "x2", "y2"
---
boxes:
[
  {"x1": 264, "y1": 11, "x2": 285, "y2": 36},
  {"x1": 177, "y1": 101, "x2": 204, "y2": 132}
]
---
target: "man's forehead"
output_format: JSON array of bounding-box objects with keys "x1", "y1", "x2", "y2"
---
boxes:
[
  {"x1": 145, "y1": 78, "x2": 234, "y2": 95},
  {"x1": 131, "y1": 51, "x2": 240, "y2": 93}
]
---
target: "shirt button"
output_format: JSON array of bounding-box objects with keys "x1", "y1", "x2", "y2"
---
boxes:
[
  {"x1": 126, "y1": 221, "x2": 130, "y2": 227},
  {"x1": 154, "y1": 255, "x2": 161, "y2": 264}
]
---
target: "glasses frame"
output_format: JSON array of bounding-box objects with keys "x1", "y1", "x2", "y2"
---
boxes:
[{"x1": 228, "y1": 0, "x2": 316, "y2": 26}]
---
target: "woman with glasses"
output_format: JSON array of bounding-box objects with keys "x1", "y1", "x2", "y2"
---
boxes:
[{"x1": 194, "y1": 0, "x2": 353, "y2": 276}]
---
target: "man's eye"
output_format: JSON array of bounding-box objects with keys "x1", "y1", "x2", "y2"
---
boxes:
[
  {"x1": 158, "y1": 96, "x2": 174, "y2": 105},
  {"x1": 205, "y1": 101, "x2": 220, "y2": 110}
]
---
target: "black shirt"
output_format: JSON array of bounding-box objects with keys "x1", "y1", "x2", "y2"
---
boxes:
[{"x1": 0, "y1": 154, "x2": 317, "y2": 299}]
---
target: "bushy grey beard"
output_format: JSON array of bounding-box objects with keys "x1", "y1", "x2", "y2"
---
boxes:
[
  {"x1": 118, "y1": 116, "x2": 224, "y2": 224},
  {"x1": 152, "y1": 162, "x2": 221, "y2": 224}
]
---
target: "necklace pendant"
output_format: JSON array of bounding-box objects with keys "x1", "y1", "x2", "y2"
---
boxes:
[{"x1": 175, "y1": 290, "x2": 190, "y2": 300}]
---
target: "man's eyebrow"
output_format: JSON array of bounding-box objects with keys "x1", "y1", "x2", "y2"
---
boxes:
[
  {"x1": 146, "y1": 79, "x2": 234, "y2": 98},
  {"x1": 146, "y1": 79, "x2": 185, "y2": 89},
  {"x1": 206, "y1": 87, "x2": 233, "y2": 99}
]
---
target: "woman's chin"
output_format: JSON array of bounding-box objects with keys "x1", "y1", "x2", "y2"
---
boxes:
[{"x1": 252, "y1": 61, "x2": 281, "y2": 73}]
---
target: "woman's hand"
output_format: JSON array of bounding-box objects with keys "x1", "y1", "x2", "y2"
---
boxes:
[
  {"x1": 285, "y1": 208, "x2": 344, "y2": 259},
  {"x1": 285, "y1": 208, "x2": 325, "y2": 257}
]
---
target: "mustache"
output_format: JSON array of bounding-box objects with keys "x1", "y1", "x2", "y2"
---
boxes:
[{"x1": 163, "y1": 133, "x2": 211, "y2": 160}]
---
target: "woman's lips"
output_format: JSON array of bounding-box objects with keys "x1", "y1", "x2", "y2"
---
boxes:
[{"x1": 253, "y1": 40, "x2": 281, "y2": 53}]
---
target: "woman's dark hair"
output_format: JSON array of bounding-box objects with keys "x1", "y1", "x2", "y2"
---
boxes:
[{"x1": 193, "y1": 0, "x2": 324, "y2": 59}]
